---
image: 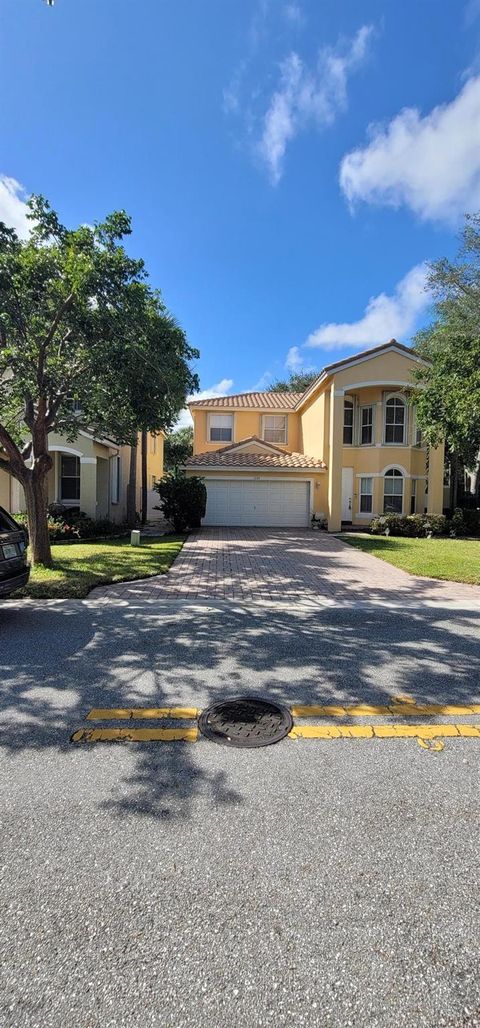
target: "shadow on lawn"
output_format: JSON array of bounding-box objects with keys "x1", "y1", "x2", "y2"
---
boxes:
[{"x1": 0, "y1": 590, "x2": 479, "y2": 822}]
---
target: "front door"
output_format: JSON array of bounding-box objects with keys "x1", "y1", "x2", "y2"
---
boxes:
[{"x1": 341, "y1": 467, "x2": 354, "y2": 522}]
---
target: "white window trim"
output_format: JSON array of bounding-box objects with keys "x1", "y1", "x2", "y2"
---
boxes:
[
  {"x1": 359, "y1": 404, "x2": 374, "y2": 447},
  {"x1": 343, "y1": 396, "x2": 354, "y2": 446},
  {"x1": 261, "y1": 414, "x2": 288, "y2": 445},
  {"x1": 110, "y1": 454, "x2": 120, "y2": 505},
  {"x1": 59, "y1": 454, "x2": 81, "y2": 505},
  {"x1": 383, "y1": 467, "x2": 404, "y2": 515},
  {"x1": 383, "y1": 392, "x2": 407, "y2": 446},
  {"x1": 358, "y1": 476, "x2": 373, "y2": 515},
  {"x1": 207, "y1": 412, "x2": 234, "y2": 444}
]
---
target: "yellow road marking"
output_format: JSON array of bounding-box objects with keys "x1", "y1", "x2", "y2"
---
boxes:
[
  {"x1": 417, "y1": 739, "x2": 445, "y2": 751},
  {"x1": 289, "y1": 723, "x2": 480, "y2": 740},
  {"x1": 71, "y1": 727, "x2": 199, "y2": 743},
  {"x1": 291, "y1": 703, "x2": 480, "y2": 718},
  {"x1": 86, "y1": 707, "x2": 199, "y2": 721}
]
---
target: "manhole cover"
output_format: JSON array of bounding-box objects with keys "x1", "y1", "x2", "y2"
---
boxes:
[{"x1": 198, "y1": 696, "x2": 293, "y2": 748}]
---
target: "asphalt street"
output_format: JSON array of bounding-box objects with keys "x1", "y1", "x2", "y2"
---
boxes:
[{"x1": 1, "y1": 597, "x2": 479, "y2": 1027}]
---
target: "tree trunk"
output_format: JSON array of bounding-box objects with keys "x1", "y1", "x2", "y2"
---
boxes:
[
  {"x1": 452, "y1": 453, "x2": 459, "y2": 509},
  {"x1": 126, "y1": 441, "x2": 138, "y2": 527},
  {"x1": 23, "y1": 471, "x2": 52, "y2": 567},
  {"x1": 141, "y1": 430, "x2": 148, "y2": 525}
]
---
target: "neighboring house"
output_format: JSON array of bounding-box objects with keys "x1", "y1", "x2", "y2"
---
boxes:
[
  {"x1": 0, "y1": 429, "x2": 164, "y2": 523},
  {"x1": 186, "y1": 340, "x2": 444, "y2": 532}
]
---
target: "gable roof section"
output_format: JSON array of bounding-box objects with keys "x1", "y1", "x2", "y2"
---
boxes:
[
  {"x1": 189, "y1": 391, "x2": 302, "y2": 410},
  {"x1": 188, "y1": 341, "x2": 428, "y2": 416},
  {"x1": 186, "y1": 436, "x2": 326, "y2": 470},
  {"x1": 294, "y1": 339, "x2": 428, "y2": 410}
]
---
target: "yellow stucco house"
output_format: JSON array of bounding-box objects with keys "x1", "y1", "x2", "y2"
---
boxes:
[
  {"x1": 0, "y1": 429, "x2": 164, "y2": 524},
  {"x1": 186, "y1": 340, "x2": 444, "y2": 532}
]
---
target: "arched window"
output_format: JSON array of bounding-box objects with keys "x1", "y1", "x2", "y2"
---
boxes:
[
  {"x1": 385, "y1": 396, "x2": 406, "y2": 444},
  {"x1": 343, "y1": 399, "x2": 354, "y2": 445},
  {"x1": 383, "y1": 468, "x2": 403, "y2": 514}
]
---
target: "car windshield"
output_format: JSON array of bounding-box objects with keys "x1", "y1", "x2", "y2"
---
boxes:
[{"x1": 0, "y1": 509, "x2": 17, "y2": 533}]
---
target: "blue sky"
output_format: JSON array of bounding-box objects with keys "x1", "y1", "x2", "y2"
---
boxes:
[{"x1": 2, "y1": 0, "x2": 480, "y2": 407}]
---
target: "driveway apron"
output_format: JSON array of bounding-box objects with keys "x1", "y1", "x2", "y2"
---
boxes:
[{"x1": 90, "y1": 528, "x2": 480, "y2": 608}]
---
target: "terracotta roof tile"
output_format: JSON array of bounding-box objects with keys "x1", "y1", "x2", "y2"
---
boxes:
[
  {"x1": 189, "y1": 391, "x2": 302, "y2": 410},
  {"x1": 186, "y1": 444, "x2": 326, "y2": 470}
]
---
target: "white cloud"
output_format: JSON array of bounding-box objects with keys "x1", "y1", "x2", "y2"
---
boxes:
[
  {"x1": 283, "y1": 4, "x2": 304, "y2": 25},
  {"x1": 259, "y1": 25, "x2": 373, "y2": 184},
  {"x1": 464, "y1": 0, "x2": 480, "y2": 26},
  {"x1": 0, "y1": 176, "x2": 30, "y2": 238},
  {"x1": 305, "y1": 263, "x2": 430, "y2": 352},
  {"x1": 285, "y1": 345, "x2": 303, "y2": 370},
  {"x1": 175, "y1": 378, "x2": 234, "y2": 428},
  {"x1": 340, "y1": 77, "x2": 480, "y2": 225}
]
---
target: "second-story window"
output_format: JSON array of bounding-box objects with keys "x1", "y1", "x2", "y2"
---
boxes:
[
  {"x1": 263, "y1": 415, "x2": 287, "y2": 444},
  {"x1": 343, "y1": 399, "x2": 354, "y2": 445},
  {"x1": 209, "y1": 414, "x2": 233, "y2": 442},
  {"x1": 385, "y1": 396, "x2": 406, "y2": 444},
  {"x1": 361, "y1": 406, "x2": 373, "y2": 445}
]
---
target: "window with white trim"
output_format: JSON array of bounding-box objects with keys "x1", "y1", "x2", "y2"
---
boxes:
[
  {"x1": 110, "y1": 455, "x2": 120, "y2": 504},
  {"x1": 263, "y1": 415, "x2": 287, "y2": 444},
  {"x1": 410, "y1": 478, "x2": 417, "y2": 514},
  {"x1": 385, "y1": 396, "x2": 406, "y2": 444},
  {"x1": 150, "y1": 435, "x2": 157, "y2": 455},
  {"x1": 360, "y1": 406, "x2": 373, "y2": 445},
  {"x1": 208, "y1": 414, "x2": 233, "y2": 442},
  {"x1": 383, "y1": 468, "x2": 403, "y2": 514},
  {"x1": 359, "y1": 477, "x2": 373, "y2": 514},
  {"x1": 60, "y1": 455, "x2": 80, "y2": 501},
  {"x1": 343, "y1": 399, "x2": 354, "y2": 445}
]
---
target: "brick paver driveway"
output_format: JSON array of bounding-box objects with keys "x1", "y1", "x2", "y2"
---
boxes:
[{"x1": 90, "y1": 528, "x2": 480, "y2": 608}]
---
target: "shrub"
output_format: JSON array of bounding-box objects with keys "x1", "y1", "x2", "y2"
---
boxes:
[
  {"x1": 155, "y1": 473, "x2": 206, "y2": 532},
  {"x1": 369, "y1": 513, "x2": 447, "y2": 537},
  {"x1": 449, "y1": 507, "x2": 465, "y2": 537},
  {"x1": 462, "y1": 508, "x2": 480, "y2": 536},
  {"x1": 447, "y1": 507, "x2": 480, "y2": 537},
  {"x1": 14, "y1": 509, "x2": 124, "y2": 542}
]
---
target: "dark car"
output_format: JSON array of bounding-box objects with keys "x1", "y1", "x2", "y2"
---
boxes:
[{"x1": 0, "y1": 506, "x2": 30, "y2": 597}]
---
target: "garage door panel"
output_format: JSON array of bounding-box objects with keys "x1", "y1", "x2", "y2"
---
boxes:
[{"x1": 203, "y1": 480, "x2": 310, "y2": 527}]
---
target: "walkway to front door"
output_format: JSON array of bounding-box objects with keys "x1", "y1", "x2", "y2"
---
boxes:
[{"x1": 90, "y1": 528, "x2": 480, "y2": 608}]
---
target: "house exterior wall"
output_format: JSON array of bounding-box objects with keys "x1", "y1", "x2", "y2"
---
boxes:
[
  {"x1": 297, "y1": 349, "x2": 444, "y2": 531},
  {"x1": 190, "y1": 346, "x2": 445, "y2": 532},
  {"x1": 0, "y1": 469, "x2": 10, "y2": 510},
  {"x1": 116, "y1": 432, "x2": 164, "y2": 522},
  {"x1": 0, "y1": 430, "x2": 164, "y2": 525},
  {"x1": 188, "y1": 468, "x2": 328, "y2": 517},
  {"x1": 192, "y1": 409, "x2": 301, "y2": 453}
]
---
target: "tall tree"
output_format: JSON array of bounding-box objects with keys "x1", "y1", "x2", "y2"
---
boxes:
[
  {"x1": 164, "y1": 425, "x2": 193, "y2": 472},
  {"x1": 0, "y1": 197, "x2": 198, "y2": 564},
  {"x1": 412, "y1": 213, "x2": 480, "y2": 468},
  {"x1": 267, "y1": 369, "x2": 319, "y2": 393}
]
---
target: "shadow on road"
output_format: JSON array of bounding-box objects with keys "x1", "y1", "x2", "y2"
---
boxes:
[{"x1": 0, "y1": 597, "x2": 479, "y2": 820}]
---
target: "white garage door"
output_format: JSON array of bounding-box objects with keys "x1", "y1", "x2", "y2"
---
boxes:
[{"x1": 203, "y1": 479, "x2": 310, "y2": 527}]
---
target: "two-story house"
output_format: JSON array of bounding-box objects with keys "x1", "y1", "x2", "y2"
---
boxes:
[
  {"x1": 0, "y1": 430, "x2": 164, "y2": 524},
  {"x1": 186, "y1": 340, "x2": 444, "y2": 532}
]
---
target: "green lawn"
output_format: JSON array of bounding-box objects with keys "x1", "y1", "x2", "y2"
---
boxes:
[
  {"x1": 339, "y1": 533, "x2": 480, "y2": 585},
  {"x1": 17, "y1": 536, "x2": 186, "y2": 599}
]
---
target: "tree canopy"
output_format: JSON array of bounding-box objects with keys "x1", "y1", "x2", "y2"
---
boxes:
[
  {"x1": 412, "y1": 214, "x2": 480, "y2": 468},
  {"x1": 164, "y1": 425, "x2": 193, "y2": 472},
  {"x1": 267, "y1": 369, "x2": 319, "y2": 393},
  {"x1": 0, "y1": 195, "x2": 198, "y2": 563}
]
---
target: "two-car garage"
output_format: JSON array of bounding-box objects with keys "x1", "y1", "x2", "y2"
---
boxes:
[{"x1": 202, "y1": 479, "x2": 311, "y2": 528}]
